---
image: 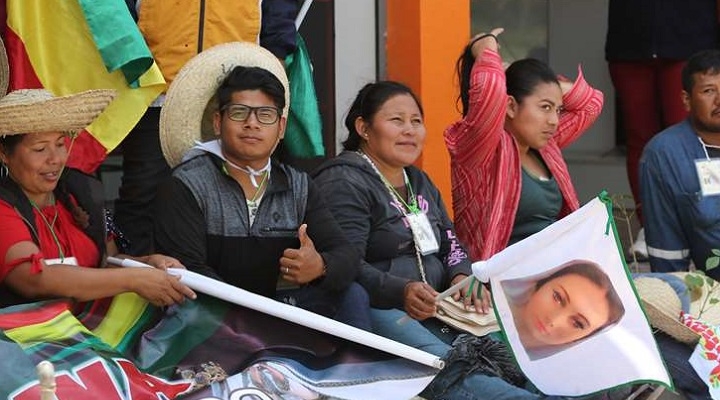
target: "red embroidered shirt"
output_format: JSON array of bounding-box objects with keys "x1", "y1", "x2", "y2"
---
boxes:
[{"x1": 444, "y1": 49, "x2": 604, "y2": 261}]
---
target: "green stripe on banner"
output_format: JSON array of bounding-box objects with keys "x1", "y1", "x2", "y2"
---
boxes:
[
  {"x1": 133, "y1": 294, "x2": 231, "y2": 378},
  {"x1": 77, "y1": 0, "x2": 154, "y2": 85},
  {"x1": 42, "y1": 336, "x2": 112, "y2": 364}
]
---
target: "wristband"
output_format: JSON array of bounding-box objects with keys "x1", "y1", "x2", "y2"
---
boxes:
[{"x1": 470, "y1": 33, "x2": 497, "y2": 47}]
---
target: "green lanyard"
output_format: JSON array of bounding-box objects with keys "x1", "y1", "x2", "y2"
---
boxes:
[
  {"x1": 248, "y1": 171, "x2": 269, "y2": 203},
  {"x1": 30, "y1": 199, "x2": 65, "y2": 262},
  {"x1": 358, "y1": 151, "x2": 429, "y2": 283},
  {"x1": 23, "y1": 134, "x2": 75, "y2": 263},
  {"x1": 358, "y1": 151, "x2": 420, "y2": 215}
]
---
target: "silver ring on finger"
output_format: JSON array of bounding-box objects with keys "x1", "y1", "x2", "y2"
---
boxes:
[{"x1": 284, "y1": 266, "x2": 290, "y2": 274}]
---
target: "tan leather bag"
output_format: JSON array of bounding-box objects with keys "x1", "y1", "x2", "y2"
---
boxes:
[{"x1": 435, "y1": 297, "x2": 501, "y2": 337}]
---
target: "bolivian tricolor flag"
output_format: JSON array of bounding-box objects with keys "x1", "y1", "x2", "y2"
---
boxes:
[
  {"x1": 0, "y1": 293, "x2": 437, "y2": 399},
  {"x1": 3, "y1": 0, "x2": 165, "y2": 173},
  {"x1": 0, "y1": 295, "x2": 194, "y2": 399}
]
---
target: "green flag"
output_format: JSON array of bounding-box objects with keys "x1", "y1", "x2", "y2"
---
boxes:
[
  {"x1": 77, "y1": 0, "x2": 154, "y2": 85},
  {"x1": 284, "y1": 34, "x2": 325, "y2": 158}
]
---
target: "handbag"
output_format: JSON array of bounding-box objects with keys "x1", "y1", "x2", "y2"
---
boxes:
[
  {"x1": 435, "y1": 296, "x2": 501, "y2": 337},
  {"x1": 408, "y1": 239, "x2": 500, "y2": 337}
]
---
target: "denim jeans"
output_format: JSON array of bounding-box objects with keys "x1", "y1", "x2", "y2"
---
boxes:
[
  {"x1": 410, "y1": 329, "x2": 631, "y2": 400},
  {"x1": 370, "y1": 309, "x2": 565, "y2": 399},
  {"x1": 418, "y1": 334, "x2": 574, "y2": 400},
  {"x1": 423, "y1": 358, "x2": 627, "y2": 400},
  {"x1": 369, "y1": 307, "x2": 455, "y2": 357},
  {"x1": 422, "y1": 365, "x2": 565, "y2": 400},
  {"x1": 114, "y1": 107, "x2": 171, "y2": 255},
  {"x1": 654, "y1": 332, "x2": 711, "y2": 400},
  {"x1": 276, "y1": 282, "x2": 372, "y2": 331}
]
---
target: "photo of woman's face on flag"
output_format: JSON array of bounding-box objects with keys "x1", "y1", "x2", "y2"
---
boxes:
[
  {"x1": 501, "y1": 259, "x2": 626, "y2": 361},
  {"x1": 475, "y1": 197, "x2": 672, "y2": 396}
]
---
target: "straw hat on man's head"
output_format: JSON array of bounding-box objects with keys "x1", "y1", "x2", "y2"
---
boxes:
[
  {"x1": 159, "y1": 41, "x2": 289, "y2": 167},
  {"x1": 0, "y1": 37, "x2": 115, "y2": 136},
  {"x1": 634, "y1": 272, "x2": 720, "y2": 344}
]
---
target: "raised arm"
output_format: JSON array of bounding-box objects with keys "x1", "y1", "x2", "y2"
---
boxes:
[
  {"x1": 444, "y1": 30, "x2": 508, "y2": 170},
  {"x1": 554, "y1": 67, "x2": 604, "y2": 149}
]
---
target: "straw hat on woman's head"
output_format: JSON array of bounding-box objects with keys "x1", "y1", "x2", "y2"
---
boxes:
[
  {"x1": 0, "y1": 36, "x2": 115, "y2": 136},
  {"x1": 159, "y1": 41, "x2": 289, "y2": 167},
  {"x1": 634, "y1": 272, "x2": 720, "y2": 344},
  {"x1": 0, "y1": 89, "x2": 117, "y2": 136}
]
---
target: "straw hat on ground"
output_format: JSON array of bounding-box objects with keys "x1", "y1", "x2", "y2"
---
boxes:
[
  {"x1": 0, "y1": 36, "x2": 115, "y2": 136},
  {"x1": 634, "y1": 272, "x2": 720, "y2": 344},
  {"x1": 159, "y1": 41, "x2": 290, "y2": 167}
]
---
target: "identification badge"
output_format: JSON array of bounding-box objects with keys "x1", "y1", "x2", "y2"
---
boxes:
[
  {"x1": 695, "y1": 159, "x2": 720, "y2": 196},
  {"x1": 406, "y1": 212, "x2": 439, "y2": 255},
  {"x1": 44, "y1": 256, "x2": 78, "y2": 266}
]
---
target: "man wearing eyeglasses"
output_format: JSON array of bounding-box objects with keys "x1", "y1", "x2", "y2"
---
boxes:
[
  {"x1": 152, "y1": 58, "x2": 370, "y2": 330},
  {"x1": 114, "y1": 0, "x2": 300, "y2": 258}
]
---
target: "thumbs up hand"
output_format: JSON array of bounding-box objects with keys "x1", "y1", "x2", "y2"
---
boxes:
[{"x1": 280, "y1": 224, "x2": 326, "y2": 284}]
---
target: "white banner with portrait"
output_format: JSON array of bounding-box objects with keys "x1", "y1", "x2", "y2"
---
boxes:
[{"x1": 474, "y1": 195, "x2": 672, "y2": 396}]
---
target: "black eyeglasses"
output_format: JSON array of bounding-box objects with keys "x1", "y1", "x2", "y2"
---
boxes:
[{"x1": 221, "y1": 103, "x2": 281, "y2": 125}]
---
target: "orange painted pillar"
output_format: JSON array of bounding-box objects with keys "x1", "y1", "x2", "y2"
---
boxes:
[{"x1": 386, "y1": 1, "x2": 470, "y2": 218}]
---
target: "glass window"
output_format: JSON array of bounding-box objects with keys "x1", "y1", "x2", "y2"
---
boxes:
[{"x1": 471, "y1": 0, "x2": 548, "y2": 63}]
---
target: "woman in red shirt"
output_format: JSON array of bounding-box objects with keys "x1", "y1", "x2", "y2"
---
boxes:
[
  {"x1": 445, "y1": 28, "x2": 604, "y2": 262},
  {"x1": 0, "y1": 88, "x2": 195, "y2": 308}
]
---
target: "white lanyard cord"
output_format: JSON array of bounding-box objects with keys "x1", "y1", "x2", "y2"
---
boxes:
[
  {"x1": 224, "y1": 157, "x2": 271, "y2": 188},
  {"x1": 698, "y1": 136, "x2": 720, "y2": 160}
]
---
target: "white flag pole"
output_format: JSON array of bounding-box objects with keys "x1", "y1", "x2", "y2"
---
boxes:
[
  {"x1": 108, "y1": 257, "x2": 444, "y2": 369},
  {"x1": 295, "y1": 0, "x2": 314, "y2": 30}
]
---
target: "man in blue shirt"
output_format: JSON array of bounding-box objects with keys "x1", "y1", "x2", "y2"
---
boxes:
[
  {"x1": 640, "y1": 49, "x2": 720, "y2": 281},
  {"x1": 639, "y1": 49, "x2": 720, "y2": 400}
]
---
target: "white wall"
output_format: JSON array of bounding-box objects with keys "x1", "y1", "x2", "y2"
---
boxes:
[
  {"x1": 334, "y1": 0, "x2": 378, "y2": 152},
  {"x1": 549, "y1": 0, "x2": 615, "y2": 155},
  {"x1": 548, "y1": 0, "x2": 631, "y2": 203}
]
